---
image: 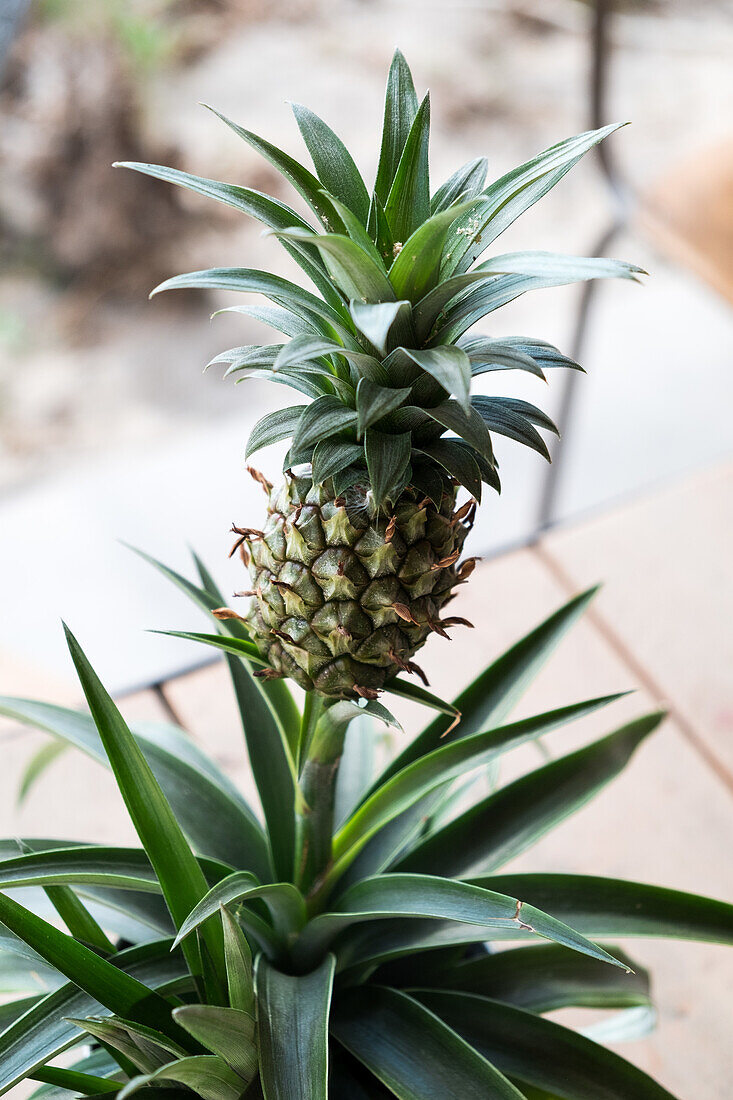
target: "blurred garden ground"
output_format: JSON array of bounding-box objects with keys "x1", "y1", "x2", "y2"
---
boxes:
[{"x1": 0, "y1": 0, "x2": 732, "y2": 691}]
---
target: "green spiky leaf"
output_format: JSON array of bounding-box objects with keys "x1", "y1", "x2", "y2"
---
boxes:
[
  {"x1": 292, "y1": 102, "x2": 371, "y2": 224},
  {"x1": 384, "y1": 94, "x2": 431, "y2": 243},
  {"x1": 365, "y1": 429, "x2": 412, "y2": 508},
  {"x1": 374, "y1": 49, "x2": 419, "y2": 206},
  {"x1": 173, "y1": 1004, "x2": 257, "y2": 1082},
  {"x1": 356, "y1": 379, "x2": 412, "y2": 438}
]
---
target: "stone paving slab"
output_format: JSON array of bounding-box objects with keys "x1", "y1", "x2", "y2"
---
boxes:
[{"x1": 540, "y1": 461, "x2": 733, "y2": 790}]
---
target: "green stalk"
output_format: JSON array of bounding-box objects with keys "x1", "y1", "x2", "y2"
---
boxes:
[
  {"x1": 294, "y1": 697, "x2": 347, "y2": 896},
  {"x1": 298, "y1": 691, "x2": 325, "y2": 771}
]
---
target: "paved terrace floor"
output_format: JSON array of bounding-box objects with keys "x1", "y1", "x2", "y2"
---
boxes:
[{"x1": 1, "y1": 459, "x2": 732, "y2": 1098}]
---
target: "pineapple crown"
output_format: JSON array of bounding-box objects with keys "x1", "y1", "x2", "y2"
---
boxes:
[{"x1": 117, "y1": 50, "x2": 642, "y2": 510}]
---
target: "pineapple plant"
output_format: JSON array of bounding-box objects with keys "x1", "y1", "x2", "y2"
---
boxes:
[
  {"x1": 0, "y1": 50, "x2": 731, "y2": 1100},
  {"x1": 115, "y1": 49, "x2": 642, "y2": 702}
]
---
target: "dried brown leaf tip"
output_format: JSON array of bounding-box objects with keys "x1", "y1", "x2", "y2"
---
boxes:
[
  {"x1": 392, "y1": 602, "x2": 418, "y2": 624},
  {"x1": 212, "y1": 607, "x2": 246, "y2": 622},
  {"x1": 456, "y1": 556, "x2": 481, "y2": 581},
  {"x1": 354, "y1": 685, "x2": 380, "y2": 700},
  {"x1": 229, "y1": 523, "x2": 264, "y2": 558},
  {"x1": 232, "y1": 525, "x2": 264, "y2": 539},
  {"x1": 384, "y1": 515, "x2": 397, "y2": 543},
  {"x1": 441, "y1": 616, "x2": 474, "y2": 630},
  {"x1": 270, "y1": 628, "x2": 296, "y2": 644},
  {"x1": 253, "y1": 668, "x2": 283, "y2": 681},
  {"x1": 440, "y1": 710, "x2": 462, "y2": 738},
  {"x1": 247, "y1": 466, "x2": 273, "y2": 494},
  {"x1": 406, "y1": 659, "x2": 429, "y2": 686},
  {"x1": 431, "y1": 549, "x2": 461, "y2": 571},
  {"x1": 452, "y1": 499, "x2": 477, "y2": 526},
  {"x1": 389, "y1": 648, "x2": 411, "y2": 672},
  {"x1": 428, "y1": 619, "x2": 451, "y2": 639}
]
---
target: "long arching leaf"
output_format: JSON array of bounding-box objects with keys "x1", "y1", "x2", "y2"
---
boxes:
[
  {"x1": 113, "y1": 161, "x2": 347, "y2": 310},
  {"x1": 174, "y1": 872, "x2": 305, "y2": 947},
  {"x1": 0, "y1": 898, "x2": 181, "y2": 1041},
  {"x1": 472, "y1": 875, "x2": 733, "y2": 945},
  {"x1": 403, "y1": 942, "x2": 650, "y2": 1014},
  {"x1": 332, "y1": 986, "x2": 525, "y2": 1100},
  {"x1": 441, "y1": 123, "x2": 626, "y2": 276},
  {"x1": 294, "y1": 875, "x2": 625, "y2": 974},
  {"x1": 28, "y1": 1067, "x2": 119, "y2": 1095},
  {"x1": 398, "y1": 713, "x2": 664, "y2": 878},
  {"x1": 329, "y1": 694, "x2": 625, "y2": 882},
  {"x1": 131, "y1": 543, "x2": 300, "y2": 775},
  {"x1": 151, "y1": 268, "x2": 351, "y2": 342},
  {"x1": 416, "y1": 992, "x2": 678, "y2": 1100},
  {"x1": 346, "y1": 589, "x2": 601, "y2": 888},
  {"x1": 0, "y1": 939, "x2": 185, "y2": 1094},
  {"x1": 203, "y1": 104, "x2": 342, "y2": 234},
  {"x1": 62, "y1": 629, "x2": 225, "y2": 1000},
  {"x1": 369, "y1": 588, "x2": 601, "y2": 789}
]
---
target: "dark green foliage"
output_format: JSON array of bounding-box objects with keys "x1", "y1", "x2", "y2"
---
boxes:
[{"x1": 1, "y1": 563, "x2": 732, "y2": 1098}]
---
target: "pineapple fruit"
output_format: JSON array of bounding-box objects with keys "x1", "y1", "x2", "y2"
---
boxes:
[
  {"x1": 120, "y1": 50, "x2": 641, "y2": 699},
  {"x1": 239, "y1": 471, "x2": 473, "y2": 697}
]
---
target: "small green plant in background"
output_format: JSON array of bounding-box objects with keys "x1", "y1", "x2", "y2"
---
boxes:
[
  {"x1": 37, "y1": 0, "x2": 178, "y2": 74},
  {"x1": 0, "y1": 51, "x2": 731, "y2": 1100}
]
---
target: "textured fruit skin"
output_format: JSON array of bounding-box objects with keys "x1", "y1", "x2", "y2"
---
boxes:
[{"x1": 240, "y1": 469, "x2": 475, "y2": 699}]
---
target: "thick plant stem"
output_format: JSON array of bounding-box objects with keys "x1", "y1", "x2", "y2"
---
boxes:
[
  {"x1": 294, "y1": 697, "x2": 347, "y2": 896},
  {"x1": 298, "y1": 691, "x2": 324, "y2": 771}
]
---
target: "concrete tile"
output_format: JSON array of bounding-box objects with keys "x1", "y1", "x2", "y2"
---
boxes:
[{"x1": 541, "y1": 461, "x2": 733, "y2": 785}]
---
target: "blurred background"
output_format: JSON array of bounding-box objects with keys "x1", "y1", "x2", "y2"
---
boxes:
[{"x1": 0, "y1": 0, "x2": 731, "y2": 692}]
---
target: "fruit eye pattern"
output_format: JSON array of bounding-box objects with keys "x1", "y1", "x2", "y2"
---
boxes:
[{"x1": 118, "y1": 48, "x2": 643, "y2": 701}]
